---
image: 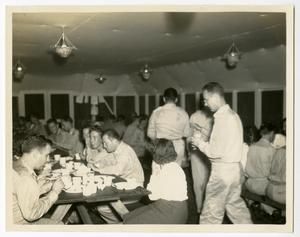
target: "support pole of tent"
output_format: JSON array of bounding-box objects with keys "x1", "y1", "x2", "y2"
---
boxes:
[
  {"x1": 283, "y1": 88, "x2": 286, "y2": 118},
  {"x1": 232, "y1": 90, "x2": 238, "y2": 113},
  {"x1": 255, "y1": 89, "x2": 262, "y2": 128},
  {"x1": 69, "y1": 92, "x2": 75, "y2": 121},
  {"x1": 18, "y1": 92, "x2": 25, "y2": 117},
  {"x1": 113, "y1": 96, "x2": 117, "y2": 116},
  {"x1": 180, "y1": 92, "x2": 185, "y2": 109},
  {"x1": 46, "y1": 92, "x2": 51, "y2": 120},
  {"x1": 145, "y1": 94, "x2": 149, "y2": 115},
  {"x1": 155, "y1": 94, "x2": 160, "y2": 108},
  {"x1": 195, "y1": 92, "x2": 201, "y2": 110},
  {"x1": 134, "y1": 95, "x2": 139, "y2": 115}
]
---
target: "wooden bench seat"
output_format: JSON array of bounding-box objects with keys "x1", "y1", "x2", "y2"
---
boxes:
[{"x1": 241, "y1": 187, "x2": 285, "y2": 210}]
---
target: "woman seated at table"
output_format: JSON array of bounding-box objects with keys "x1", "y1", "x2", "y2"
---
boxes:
[{"x1": 123, "y1": 138, "x2": 188, "y2": 224}]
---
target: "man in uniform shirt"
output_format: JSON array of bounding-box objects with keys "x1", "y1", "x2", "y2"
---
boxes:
[
  {"x1": 97, "y1": 129, "x2": 144, "y2": 223},
  {"x1": 84, "y1": 126, "x2": 115, "y2": 171},
  {"x1": 191, "y1": 82, "x2": 252, "y2": 224},
  {"x1": 12, "y1": 135, "x2": 65, "y2": 224},
  {"x1": 245, "y1": 123, "x2": 276, "y2": 195},
  {"x1": 147, "y1": 88, "x2": 190, "y2": 167},
  {"x1": 189, "y1": 109, "x2": 213, "y2": 214},
  {"x1": 60, "y1": 116, "x2": 83, "y2": 156}
]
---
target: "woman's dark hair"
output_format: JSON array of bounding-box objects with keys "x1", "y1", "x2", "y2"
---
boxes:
[{"x1": 153, "y1": 139, "x2": 177, "y2": 165}]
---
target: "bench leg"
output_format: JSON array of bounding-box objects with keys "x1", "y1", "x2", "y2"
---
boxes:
[
  {"x1": 50, "y1": 204, "x2": 73, "y2": 222},
  {"x1": 76, "y1": 204, "x2": 93, "y2": 224},
  {"x1": 109, "y1": 200, "x2": 129, "y2": 220}
]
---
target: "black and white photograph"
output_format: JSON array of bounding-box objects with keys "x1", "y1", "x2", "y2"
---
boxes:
[{"x1": 3, "y1": 3, "x2": 296, "y2": 234}]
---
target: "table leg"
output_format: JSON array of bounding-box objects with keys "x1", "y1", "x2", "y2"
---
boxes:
[
  {"x1": 50, "y1": 204, "x2": 72, "y2": 222},
  {"x1": 109, "y1": 200, "x2": 129, "y2": 219},
  {"x1": 76, "y1": 204, "x2": 93, "y2": 224}
]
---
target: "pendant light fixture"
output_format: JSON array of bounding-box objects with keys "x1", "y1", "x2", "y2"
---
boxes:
[
  {"x1": 95, "y1": 74, "x2": 107, "y2": 84},
  {"x1": 140, "y1": 64, "x2": 152, "y2": 81},
  {"x1": 222, "y1": 42, "x2": 242, "y2": 68},
  {"x1": 53, "y1": 27, "x2": 77, "y2": 58},
  {"x1": 13, "y1": 59, "x2": 26, "y2": 81}
]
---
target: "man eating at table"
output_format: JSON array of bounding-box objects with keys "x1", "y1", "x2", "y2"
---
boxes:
[
  {"x1": 12, "y1": 135, "x2": 65, "y2": 224},
  {"x1": 96, "y1": 129, "x2": 144, "y2": 223}
]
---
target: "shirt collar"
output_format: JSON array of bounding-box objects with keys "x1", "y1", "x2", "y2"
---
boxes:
[
  {"x1": 163, "y1": 103, "x2": 176, "y2": 108},
  {"x1": 214, "y1": 104, "x2": 230, "y2": 118},
  {"x1": 114, "y1": 141, "x2": 124, "y2": 155},
  {"x1": 20, "y1": 159, "x2": 37, "y2": 179}
]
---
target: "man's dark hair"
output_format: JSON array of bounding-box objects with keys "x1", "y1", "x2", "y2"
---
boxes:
[
  {"x1": 89, "y1": 125, "x2": 103, "y2": 136},
  {"x1": 46, "y1": 118, "x2": 57, "y2": 125},
  {"x1": 21, "y1": 135, "x2": 52, "y2": 154},
  {"x1": 202, "y1": 82, "x2": 225, "y2": 97},
  {"x1": 102, "y1": 129, "x2": 120, "y2": 141},
  {"x1": 153, "y1": 139, "x2": 177, "y2": 165},
  {"x1": 163, "y1": 87, "x2": 178, "y2": 102},
  {"x1": 61, "y1": 116, "x2": 73, "y2": 124},
  {"x1": 259, "y1": 123, "x2": 277, "y2": 136},
  {"x1": 138, "y1": 114, "x2": 148, "y2": 123}
]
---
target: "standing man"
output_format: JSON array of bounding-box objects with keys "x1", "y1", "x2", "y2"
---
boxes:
[
  {"x1": 147, "y1": 88, "x2": 190, "y2": 168},
  {"x1": 191, "y1": 82, "x2": 252, "y2": 224},
  {"x1": 13, "y1": 135, "x2": 65, "y2": 224},
  {"x1": 189, "y1": 109, "x2": 213, "y2": 215}
]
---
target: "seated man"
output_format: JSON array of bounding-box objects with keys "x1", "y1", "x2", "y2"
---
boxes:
[
  {"x1": 245, "y1": 123, "x2": 276, "y2": 195},
  {"x1": 123, "y1": 115, "x2": 149, "y2": 168},
  {"x1": 266, "y1": 146, "x2": 286, "y2": 204},
  {"x1": 60, "y1": 116, "x2": 83, "y2": 156},
  {"x1": 97, "y1": 129, "x2": 144, "y2": 223},
  {"x1": 83, "y1": 126, "x2": 115, "y2": 170},
  {"x1": 13, "y1": 135, "x2": 65, "y2": 224}
]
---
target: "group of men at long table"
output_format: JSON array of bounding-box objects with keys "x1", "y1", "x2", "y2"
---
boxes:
[{"x1": 12, "y1": 82, "x2": 286, "y2": 225}]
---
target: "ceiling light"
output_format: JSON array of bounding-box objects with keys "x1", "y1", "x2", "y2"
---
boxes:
[
  {"x1": 53, "y1": 27, "x2": 77, "y2": 58},
  {"x1": 13, "y1": 59, "x2": 26, "y2": 81},
  {"x1": 222, "y1": 42, "x2": 242, "y2": 68},
  {"x1": 140, "y1": 64, "x2": 152, "y2": 81},
  {"x1": 95, "y1": 75, "x2": 107, "y2": 84}
]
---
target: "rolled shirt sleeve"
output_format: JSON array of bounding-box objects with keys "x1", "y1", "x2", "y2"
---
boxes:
[{"x1": 15, "y1": 175, "x2": 58, "y2": 222}]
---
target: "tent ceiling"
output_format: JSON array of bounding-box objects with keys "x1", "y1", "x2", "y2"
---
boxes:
[{"x1": 12, "y1": 11, "x2": 286, "y2": 76}]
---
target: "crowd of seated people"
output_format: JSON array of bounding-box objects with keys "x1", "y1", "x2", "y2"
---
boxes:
[
  {"x1": 11, "y1": 84, "x2": 287, "y2": 225},
  {"x1": 243, "y1": 120, "x2": 287, "y2": 219}
]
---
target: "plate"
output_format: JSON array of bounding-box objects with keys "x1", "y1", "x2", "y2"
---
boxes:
[
  {"x1": 113, "y1": 182, "x2": 139, "y2": 190},
  {"x1": 64, "y1": 186, "x2": 82, "y2": 193}
]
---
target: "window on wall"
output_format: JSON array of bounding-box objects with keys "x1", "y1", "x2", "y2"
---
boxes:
[
  {"x1": 237, "y1": 92, "x2": 255, "y2": 127},
  {"x1": 225, "y1": 92, "x2": 233, "y2": 108},
  {"x1": 185, "y1": 93, "x2": 196, "y2": 115},
  {"x1": 13, "y1": 96, "x2": 19, "y2": 121},
  {"x1": 74, "y1": 96, "x2": 90, "y2": 129},
  {"x1": 116, "y1": 96, "x2": 135, "y2": 119},
  {"x1": 25, "y1": 94, "x2": 45, "y2": 119},
  {"x1": 262, "y1": 90, "x2": 284, "y2": 128},
  {"x1": 50, "y1": 94, "x2": 69, "y2": 119},
  {"x1": 98, "y1": 96, "x2": 113, "y2": 119}
]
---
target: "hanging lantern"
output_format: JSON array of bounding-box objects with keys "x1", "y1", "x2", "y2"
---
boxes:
[
  {"x1": 13, "y1": 59, "x2": 26, "y2": 81},
  {"x1": 140, "y1": 64, "x2": 152, "y2": 81},
  {"x1": 53, "y1": 28, "x2": 77, "y2": 58},
  {"x1": 95, "y1": 75, "x2": 107, "y2": 84},
  {"x1": 222, "y1": 42, "x2": 242, "y2": 68}
]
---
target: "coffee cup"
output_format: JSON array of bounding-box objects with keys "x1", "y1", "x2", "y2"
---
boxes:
[{"x1": 54, "y1": 154, "x2": 61, "y2": 161}]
